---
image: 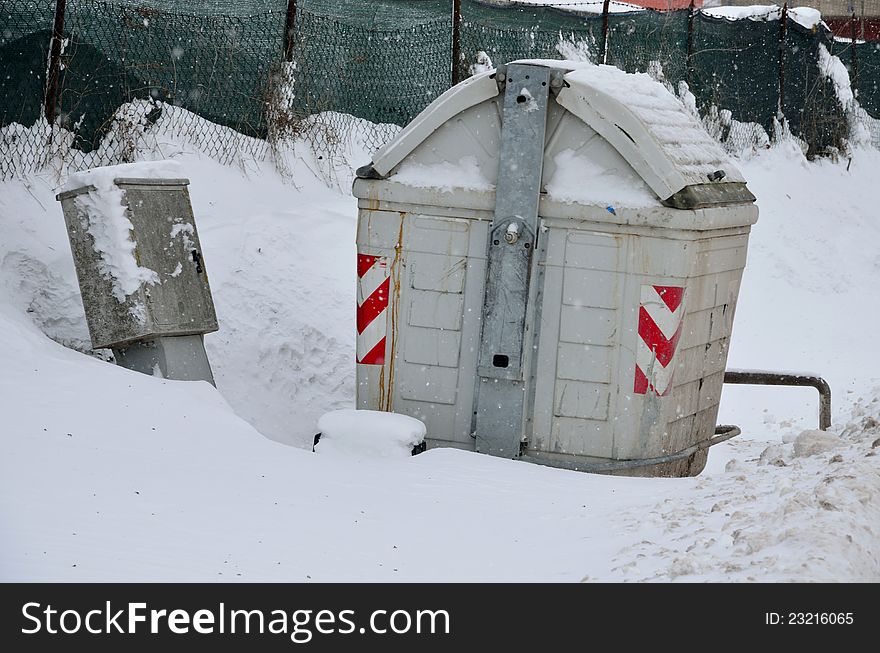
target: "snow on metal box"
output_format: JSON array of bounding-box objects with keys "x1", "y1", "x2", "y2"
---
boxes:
[
  {"x1": 353, "y1": 60, "x2": 758, "y2": 476},
  {"x1": 57, "y1": 178, "x2": 218, "y2": 350}
]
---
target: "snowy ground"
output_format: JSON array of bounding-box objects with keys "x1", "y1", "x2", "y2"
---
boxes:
[{"x1": 1, "y1": 119, "x2": 878, "y2": 581}]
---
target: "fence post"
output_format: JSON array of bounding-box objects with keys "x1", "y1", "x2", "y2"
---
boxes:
[
  {"x1": 686, "y1": 0, "x2": 695, "y2": 87},
  {"x1": 45, "y1": 0, "x2": 67, "y2": 126},
  {"x1": 778, "y1": 2, "x2": 787, "y2": 121},
  {"x1": 452, "y1": 0, "x2": 462, "y2": 85},
  {"x1": 600, "y1": 0, "x2": 610, "y2": 65},
  {"x1": 850, "y1": 11, "x2": 859, "y2": 99},
  {"x1": 284, "y1": 0, "x2": 297, "y2": 61}
]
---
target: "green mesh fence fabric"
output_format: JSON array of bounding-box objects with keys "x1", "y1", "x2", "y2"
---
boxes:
[
  {"x1": 62, "y1": 1, "x2": 283, "y2": 147},
  {"x1": 1, "y1": 1, "x2": 56, "y2": 129},
  {"x1": 1, "y1": 0, "x2": 877, "y2": 179},
  {"x1": 110, "y1": 0, "x2": 450, "y2": 23},
  {"x1": 459, "y1": 0, "x2": 604, "y2": 74},
  {"x1": 288, "y1": 7, "x2": 452, "y2": 127},
  {"x1": 1, "y1": 0, "x2": 282, "y2": 152},
  {"x1": 851, "y1": 40, "x2": 880, "y2": 116},
  {"x1": 691, "y1": 13, "x2": 781, "y2": 133},
  {"x1": 297, "y1": 0, "x2": 451, "y2": 27},
  {"x1": 785, "y1": 22, "x2": 848, "y2": 156},
  {"x1": 828, "y1": 32, "x2": 880, "y2": 148},
  {"x1": 607, "y1": 10, "x2": 689, "y2": 85}
]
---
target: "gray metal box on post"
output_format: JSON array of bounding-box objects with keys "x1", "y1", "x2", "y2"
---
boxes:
[{"x1": 57, "y1": 167, "x2": 218, "y2": 384}]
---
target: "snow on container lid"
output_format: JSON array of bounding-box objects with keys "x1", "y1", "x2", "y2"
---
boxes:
[{"x1": 359, "y1": 60, "x2": 754, "y2": 210}]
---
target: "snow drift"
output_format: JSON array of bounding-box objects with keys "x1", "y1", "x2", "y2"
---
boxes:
[{"x1": 1, "y1": 99, "x2": 878, "y2": 581}]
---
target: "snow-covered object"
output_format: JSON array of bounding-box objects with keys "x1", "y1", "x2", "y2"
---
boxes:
[
  {"x1": 558, "y1": 64, "x2": 744, "y2": 193},
  {"x1": 516, "y1": 0, "x2": 644, "y2": 14},
  {"x1": 793, "y1": 429, "x2": 843, "y2": 457},
  {"x1": 354, "y1": 59, "x2": 757, "y2": 477},
  {"x1": 787, "y1": 7, "x2": 822, "y2": 30},
  {"x1": 469, "y1": 51, "x2": 494, "y2": 76},
  {"x1": 62, "y1": 162, "x2": 184, "y2": 303},
  {"x1": 370, "y1": 60, "x2": 747, "y2": 204},
  {"x1": 818, "y1": 44, "x2": 854, "y2": 109},
  {"x1": 60, "y1": 159, "x2": 185, "y2": 194},
  {"x1": 315, "y1": 409, "x2": 426, "y2": 459},
  {"x1": 277, "y1": 60, "x2": 297, "y2": 115},
  {"x1": 702, "y1": 4, "x2": 781, "y2": 21},
  {"x1": 702, "y1": 5, "x2": 822, "y2": 31},
  {"x1": 544, "y1": 148, "x2": 656, "y2": 207},
  {"x1": 393, "y1": 155, "x2": 494, "y2": 192},
  {"x1": 56, "y1": 158, "x2": 219, "y2": 351}
]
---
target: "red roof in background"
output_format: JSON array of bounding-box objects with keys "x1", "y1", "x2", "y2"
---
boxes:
[{"x1": 825, "y1": 16, "x2": 880, "y2": 41}]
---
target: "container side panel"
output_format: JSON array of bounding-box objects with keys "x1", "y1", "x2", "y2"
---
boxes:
[
  {"x1": 554, "y1": 380, "x2": 610, "y2": 421},
  {"x1": 403, "y1": 326, "x2": 462, "y2": 368},
  {"x1": 398, "y1": 363, "x2": 459, "y2": 405},
  {"x1": 551, "y1": 417, "x2": 614, "y2": 458}
]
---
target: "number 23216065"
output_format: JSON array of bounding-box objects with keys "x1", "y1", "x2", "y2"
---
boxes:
[{"x1": 765, "y1": 613, "x2": 854, "y2": 625}]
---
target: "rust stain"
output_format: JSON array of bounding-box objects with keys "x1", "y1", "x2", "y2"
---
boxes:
[
  {"x1": 367, "y1": 187, "x2": 380, "y2": 212},
  {"x1": 382, "y1": 212, "x2": 406, "y2": 412},
  {"x1": 364, "y1": 209, "x2": 373, "y2": 249},
  {"x1": 376, "y1": 357, "x2": 386, "y2": 411}
]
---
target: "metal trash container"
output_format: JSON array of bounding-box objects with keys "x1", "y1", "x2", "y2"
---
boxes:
[
  {"x1": 352, "y1": 61, "x2": 758, "y2": 477},
  {"x1": 56, "y1": 163, "x2": 218, "y2": 384}
]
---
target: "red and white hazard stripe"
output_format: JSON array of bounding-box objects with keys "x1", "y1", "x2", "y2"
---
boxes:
[
  {"x1": 634, "y1": 285, "x2": 685, "y2": 396},
  {"x1": 357, "y1": 254, "x2": 389, "y2": 365}
]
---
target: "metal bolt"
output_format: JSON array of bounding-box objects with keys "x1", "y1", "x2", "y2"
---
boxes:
[{"x1": 504, "y1": 221, "x2": 519, "y2": 244}]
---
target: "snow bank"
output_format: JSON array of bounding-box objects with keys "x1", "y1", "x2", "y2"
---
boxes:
[
  {"x1": 1, "y1": 101, "x2": 879, "y2": 583},
  {"x1": 609, "y1": 405, "x2": 880, "y2": 581},
  {"x1": 315, "y1": 409, "x2": 426, "y2": 459},
  {"x1": 717, "y1": 144, "x2": 880, "y2": 463},
  {"x1": 1, "y1": 281, "x2": 877, "y2": 581},
  {"x1": 2, "y1": 99, "x2": 395, "y2": 194},
  {"x1": 0, "y1": 115, "x2": 360, "y2": 447}
]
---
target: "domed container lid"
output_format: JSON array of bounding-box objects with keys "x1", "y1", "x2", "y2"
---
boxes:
[{"x1": 357, "y1": 60, "x2": 755, "y2": 211}]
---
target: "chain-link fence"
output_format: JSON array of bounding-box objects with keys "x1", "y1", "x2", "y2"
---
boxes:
[
  {"x1": 1, "y1": 0, "x2": 284, "y2": 175},
  {"x1": 2, "y1": 0, "x2": 879, "y2": 180}
]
